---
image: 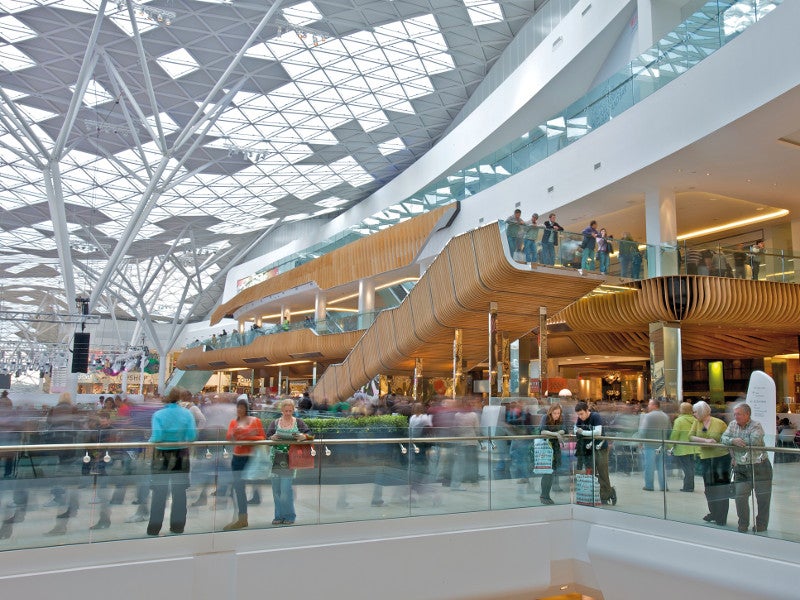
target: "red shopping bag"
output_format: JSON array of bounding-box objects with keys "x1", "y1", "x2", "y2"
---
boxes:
[{"x1": 288, "y1": 444, "x2": 315, "y2": 469}]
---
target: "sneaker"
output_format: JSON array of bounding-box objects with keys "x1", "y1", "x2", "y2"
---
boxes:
[
  {"x1": 125, "y1": 513, "x2": 148, "y2": 523},
  {"x1": 540, "y1": 497, "x2": 555, "y2": 505},
  {"x1": 43, "y1": 499, "x2": 66, "y2": 508}
]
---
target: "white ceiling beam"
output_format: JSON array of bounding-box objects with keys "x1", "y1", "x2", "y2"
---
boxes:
[
  {"x1": 0, "y1": 89, "x2": 49, "y2": 165},
  {"x1": 0, "y1": 137, "x2": 39, "y2": 169},
  {"x1": 42, "y1": 162, "x2": 77, "y2": 313},
  {"x1": 137, "y1": 227, "x2": 187, "y2": 297},
  {"x1": 164, "y1": 218, "x2": 284, "y2": 351},
  {"x1": 52, "y1": 12, "x2": 104, "y2": 160},
  {"x1": 100, "y1": 52, "x2": 157, "y2": 177},
  {"x1": 172, "y1": 0, "x2": 284, "y2": 151},
  {"x1": 158, "y1": 76, "x2": 250, "y2": 191},
  {"x1": 124, "y1": 1, "x2": 167, "y2": 150}
]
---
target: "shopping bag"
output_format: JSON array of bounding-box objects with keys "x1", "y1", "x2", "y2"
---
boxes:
[
  {"x1": 532, "y1": 439, "x2": 554, "y2": 475},
  {"x1": 513, "y1": 250, "x2": 526, "y2": 262},
  {"x1": 575, "y1": 473, "x2": 602, "y2": 506},
  {"x1": 288, "y1": 444, "x2": 315, "y2": 469},
  {"x1": 243, "y1": 445, "x2": 273, "y2": 481}
]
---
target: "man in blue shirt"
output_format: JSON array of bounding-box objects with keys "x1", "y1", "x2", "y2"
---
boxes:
[
  {"x1": 147, "y1": 387, "x2": 197, "y2": 536},
  {"x1": 580, "y1": 221, "x2": 599, "y2": 271}
]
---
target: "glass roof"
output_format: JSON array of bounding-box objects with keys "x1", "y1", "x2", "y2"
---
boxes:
[{"x1": 0, "y1": 0, "x2": 536, "y2": 348}]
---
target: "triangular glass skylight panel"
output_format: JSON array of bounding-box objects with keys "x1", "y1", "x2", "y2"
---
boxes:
[
  {"x1": 52, "y1": 0, "x2": 98, "y2": 16},
  {"x1": 0, "y1": 14, "x2": 37, "y2": 42},
  {"x1": 464, "y1": 0, "x2": 504, "y2": 26},
  {"x1": 378, "y1": 137, "x2": 407, "y2": 156},
  {"x1": 145, "y1": 112, "x2": 180, "y2": 136},
  {"x1": 157, "y1": 48, "x2": 200, "y2": 79},
  {"x1": 282, "y1": 1, "x2": 322, "y2": 27},
  {"x1": 72, "y1": 79, "x2": 114, "y2": 108},
  {"x1": 16, "y1": 104, "x2": 59, "y2": 123},
  {"x1": 0, "y1": 43, "x2": 35, "y2": 71},
  {"x1": 315, "y1": 197, "x2": 347, "y2": 209}
]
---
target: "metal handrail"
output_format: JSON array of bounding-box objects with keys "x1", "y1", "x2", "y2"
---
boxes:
[{"x1": 0, "y1": 433, "x2": 795, "y2": 455}]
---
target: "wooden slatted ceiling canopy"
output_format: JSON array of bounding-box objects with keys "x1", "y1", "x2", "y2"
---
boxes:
[
  {"x1": 548, "y1": 276, "x2": 800, "y2": 359},
  {"x1": 558, "y1": 276, "x2": 800, "y2": 331},
  {"x1": 313, "y1": 222, "x2": 606, "y2": 402},
  {"x1": 210, "y1": 204, "x2": 457, "y2": 325}
]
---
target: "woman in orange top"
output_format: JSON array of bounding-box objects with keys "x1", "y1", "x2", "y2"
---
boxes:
[{"x1": 224, "y1": 397, "x2": 265, "y2": 530}]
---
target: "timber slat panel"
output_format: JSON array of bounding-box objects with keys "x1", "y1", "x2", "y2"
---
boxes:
[
  {"x1": 211, "y1": 205, "x2": 453, "y2": 324},
  {"x1": 313, "y1": 222, "x2": 604, "y2": 401},
  {"x1": 559, "y1": 276, "x2": 800, "y2": 332},
  {"x1": 176, "y1": 329, "x2": 362, "y2": 371}
]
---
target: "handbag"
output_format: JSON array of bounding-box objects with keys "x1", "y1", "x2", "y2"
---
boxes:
[
  {"x1": 288, "y1": 444, "x2": 315, "y2": 469},
  {"x1": 273, "y1": 450, "x2": 290, "y2": 471},
  {"x1": 513, "y1": 250, "x2": 526, "y2": 262},
  {"x1": 532, "y1": 439, "x2": 554, "y2": 475},
  {"x1": 243, "y1": 445, "x2": 272, "y2": 481}
]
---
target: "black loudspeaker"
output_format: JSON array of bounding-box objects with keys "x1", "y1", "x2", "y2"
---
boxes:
[
  {"x1": 71, "y1": 332, "x2": 91, "y2": 373},
  {"x1": 0, "y1": 373, "x2": 10, "y2": 389}
]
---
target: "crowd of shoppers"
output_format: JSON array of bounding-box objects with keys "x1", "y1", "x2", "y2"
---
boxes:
[{"x1": 0, "y1": 387, "x2": 777, "y2": 539}]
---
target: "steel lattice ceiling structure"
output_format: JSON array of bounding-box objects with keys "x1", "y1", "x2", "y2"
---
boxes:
[{"x1": 0, "y1": 0, "x2": 538, "y2": 352}]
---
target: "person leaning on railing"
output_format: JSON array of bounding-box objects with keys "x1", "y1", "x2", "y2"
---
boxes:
[
  {"x1": 574, "y1": 401, "x2": 616, "y2": 506},
  {"x1": 668, "y1": 402, "x2": 698, "y2": 493},
  {"x1": 721, "y1": 402, "x2": 772, "y2": 534},
  {"x1": 147, "y1": 388, "x2": 198, "y2": 537},
  {"x1": 688, "y1": 401, "x2": 730, "y2": 527}
]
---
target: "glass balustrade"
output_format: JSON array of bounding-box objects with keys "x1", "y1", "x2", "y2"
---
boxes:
[
  {"x1": 1, "y1": 425, "x2": 797, "y2": 551},
  {"x1": 501, "y1": 220, "x2": 800, "y2": 282},
  {"x1": 235, "y1": 0, "x2": 782, "y2": 285}
]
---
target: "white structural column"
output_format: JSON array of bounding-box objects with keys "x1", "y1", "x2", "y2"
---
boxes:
[
  {"x1": 649, "y1": 321, "x2": 682, "y2": 402},
  {"x1": 315, "y1": 292, "x2": 327, "y2": 332},
  {"x1": 644, "y1": 188, "x2": 679, "y2": 277},
  {"x1": 358, "y1": 279, "x2": 375, "y2": 329}
]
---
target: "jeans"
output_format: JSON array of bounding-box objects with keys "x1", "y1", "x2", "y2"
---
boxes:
[
  {"x1": 540, "y1": 242, "x2": 555, "y2": 265},
  {"x1": 231, "y1": 454, "x2": 250, "y2": 515},
  {"x1": 675, "y1": 453, "x2": 695, "y2": 491},
  {"x1": 642, "y1": 445, "x2": 665, "y2": 491},
  {"x1": 523, "y1": 239, "x2": 538, "y2": 263},
  {"x1": 597, "y1": 251, "x2": 610, "y2": 274},
  {"x1": 271, "y1": 475, "x2": 296, "y2": 522},
  {"x1": 506, "y1": 234, "x2": 521, "y2": 256},
  {"x1": 581, "y1": 247, "x2": 595, "y2": 270}
]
